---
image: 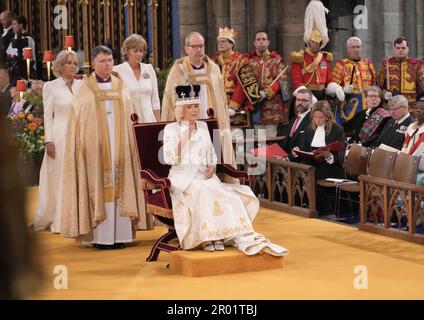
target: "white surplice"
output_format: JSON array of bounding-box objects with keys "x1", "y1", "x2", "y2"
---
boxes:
[
  {"x1": 81, "y1": 82, "x2": 133, "y2": 245},
  {"x1": 113, "y1": 62, "x2": 160, "y2": 123},
  {"x1": 163, "y1": 121, "x2": 288, "y2": 256},
  {"x1": 34, "y1": 78, "x2": 81, "y2": 233}
]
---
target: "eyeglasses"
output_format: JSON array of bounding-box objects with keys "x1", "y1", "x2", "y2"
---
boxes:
[
  {"x1": 296, "y1": 98, "x2": 311, "y2": 103},
  {"x1": 367, "y1": 95, "x2": 380, "y2": 99},
  {"x1": 186, "y1": 44, "x2": 205, "y2": 50}
]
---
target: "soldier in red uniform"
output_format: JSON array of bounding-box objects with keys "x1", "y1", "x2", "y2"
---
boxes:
[
  {"x1": 229, "y1": 31, "x2": 289, "y2": 137},
  {"x1": 211, "y1": 27, "x2": 249, "y2": 128},
  {"x1": 377, "y1": 37, "x2": 424, "y2": 115},
  {"x1": 290, "y1": 1, "x2": 344, "y2": 104}
]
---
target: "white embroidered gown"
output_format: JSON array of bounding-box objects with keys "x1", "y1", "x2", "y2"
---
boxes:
[{"x1": 163, "y1": 121, "x2": 288, "y2": 256}]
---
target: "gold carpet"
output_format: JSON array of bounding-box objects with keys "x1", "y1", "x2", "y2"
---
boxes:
[{"x1": 25, "y1": 187, "x2": 424, "y2": 300}]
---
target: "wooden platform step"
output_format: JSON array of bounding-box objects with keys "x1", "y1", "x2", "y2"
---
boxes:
[{"x1": 169, "y1": 247, "x2": 284, "y2": 277}]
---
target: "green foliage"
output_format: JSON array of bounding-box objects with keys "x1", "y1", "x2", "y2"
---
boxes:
[
  {"x1": 9, "y1": 91, "x2": 45, "y2": 164},
  {"x1": 155, "y1": 59, "x2": 175, "y2": 101}
]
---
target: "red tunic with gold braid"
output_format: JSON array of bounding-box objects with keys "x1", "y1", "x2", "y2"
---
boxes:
[
  {"x1": 230, "y1": 50, "x2": 288, "y2": 124},
  {"x1": 290, "y1": 47, "x2": 333, "y2": 93},
  {"x1": 377, "y1": 57, "x2": 424, "y2": 112},
  {"x1": 211, "y1": 51, "x2": 248, "y2": 102},
  {"x1": 332, "y1": 58, "x2": 376, "y2": 93}
]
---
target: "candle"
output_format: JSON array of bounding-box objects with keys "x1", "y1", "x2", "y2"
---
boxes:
[
  {"x1": 16, "y1": 80, "x2": 27, "y2": 101},
  {"x1": 23, "y1": 48, "x2": 33, "y2": 79},
  {"x1": 65, "y1": 35, "x2": 75, "y2": 51},
  {"x1": 23, "y1": 47, "x2": 32, "y2": 60},
  {"x1": 43, "y1": 50, "x2": 54, "y2": 81},
  {"x1": 43, "y1": 50, "x2": 54, "y2": 62}
]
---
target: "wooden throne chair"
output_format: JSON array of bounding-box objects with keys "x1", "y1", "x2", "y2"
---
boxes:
[{"x1": 131, "y1": 114, "x2": 250, "y2": 262}]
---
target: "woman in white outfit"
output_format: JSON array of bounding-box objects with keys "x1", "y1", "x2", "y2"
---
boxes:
[
  {"x1": 34, "y1": 50, "x2": 81, "y2": 233},
  {"x1": 113, "y1": 34, "x2": 160, "y2": 122},
  {"x1": 163, "y1": 84, "x2": 288, "y2": 256}
]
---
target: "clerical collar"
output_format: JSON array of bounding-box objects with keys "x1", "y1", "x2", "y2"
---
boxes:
[
  {"x1": 349, "y1": 58, "x2": 361, "y2": 62},
  {"x1": 95, "y1": 73, "x2": 112, "y2": 83},
  {"x1": 191, "y1": 64, "x2": 205, "y2": 70}
]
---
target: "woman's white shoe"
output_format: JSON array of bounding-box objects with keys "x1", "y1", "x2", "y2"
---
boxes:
[
  {"x1": 202, "y1": 241, "x2": 215, "y2": 252},
  {"x1": 213, "y1": 240, "x2": 225, "y2": 251}
]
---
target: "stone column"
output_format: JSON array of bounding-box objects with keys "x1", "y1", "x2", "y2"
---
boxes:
[
  {"x1": 267, "y1": 0, "x2": 281, "y2": 52},
  {"x1": 382, "y1": 0, "x2": 405, "y2": 58},
  {"x1": 230, "y1": 0, "x2": 248, "y2": 53},
  {"x1": 417, "y1": 0, "x2": 424, "y2": 59},
  {"x1": 178, "y1": 0, "x2": 208, "y2": 56},
  {"x1": 280, "y1": 0, "x2": 308, "y2": 59},
  {"x1": 249, "y1": 0, "x2": 269, "y2": 46}
]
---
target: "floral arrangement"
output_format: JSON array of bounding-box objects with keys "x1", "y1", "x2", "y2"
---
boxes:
[{"x1": 10, "y1": 91, "x2": 45, "y2": 164}]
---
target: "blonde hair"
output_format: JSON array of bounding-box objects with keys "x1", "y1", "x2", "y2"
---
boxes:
[
  {"x1": 51, "y1": 50, "x2": 78, "y2": 78},
  {"x1": 311, "y1": 100, "x2": 334, "y2": 134},
  {"x1": 121, "y1": 34, "x2": 147, "y2": 61}
]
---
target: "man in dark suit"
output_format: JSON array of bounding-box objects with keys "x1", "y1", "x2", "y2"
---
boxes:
[
  {"x1": 0, "y1": 11, "x2": 14, "y2": 64},
  {"x1": 372, "y1": 95, "x2": 414, "y2": 150},
  {"x1": 281, "y1": 88, "x2": 314, "y2": 160},
  {"x1": 0, "y1": 66, "x2": 11, "y2": 117}
]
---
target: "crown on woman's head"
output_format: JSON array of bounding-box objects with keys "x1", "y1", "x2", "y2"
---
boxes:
[{"x1": 175, "y1": 84, "x2": 201, "y2": 106}]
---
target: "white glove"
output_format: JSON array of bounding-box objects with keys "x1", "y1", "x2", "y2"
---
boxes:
[
  {"x1": 384, "y1": 91, "x2": 393, "y2": 100},
  {"x1": 326, "y1": 82, "x2": 345, "y2": 102},
  {"x1": 343, "y1": 84, "x2": 353, "y2": 94},
  {"x1": 259, "y1": 90, "x2": 267, "y2": 101},
  {"x1": 228, "y1": 108, "x2": 236, "y2": 117}
]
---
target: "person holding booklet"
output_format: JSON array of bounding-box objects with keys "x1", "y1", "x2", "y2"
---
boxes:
[
  {"x1": 296, "y1": 101, "x2": 346, "y2": 180},
  {"x1": 296, "y1": 101, "x2": 346, "y2": 214}
]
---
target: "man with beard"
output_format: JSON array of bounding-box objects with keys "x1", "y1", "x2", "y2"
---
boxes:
[{"x1": 281, "y1": 88, "x2": 314, "y2": 161}]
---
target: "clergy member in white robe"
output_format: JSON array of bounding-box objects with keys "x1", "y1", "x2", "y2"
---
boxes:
[
  {"x1": 163, "y1": 84, "x2": 288, "y2": 256},
  {"x1": 113, "y1": 34, "x2": 160, "y2": 123},
  {"x1": 60, "y1": 46, "x2": 153, "y2": 249}
]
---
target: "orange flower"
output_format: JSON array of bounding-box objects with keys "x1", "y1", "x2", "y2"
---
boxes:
[
  {"x1": 18, "y1": 112, "x2": 25, "y2": 119},
  {"x1": 28, "y1": 123, "x2": 38, "y2": 132},
  {"x1": 33, "y1": 117, "x2": 43, "y2": 126},
  {"x1": 26, "y1": 113, "x2": 34, "y2": 122}
]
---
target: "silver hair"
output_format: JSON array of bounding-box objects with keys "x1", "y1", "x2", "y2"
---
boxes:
[
  {"x1": 365, "y1": 86, "x2": 382, "y2": 97},
  {"x1": 390, "y1": 95, "x2": 409, "y2": 108},
  {"x1": 346, "y1": 36, "x2": 362, "y2": 48},
  {"x1": 184, "y1": 32, "x2": 205, "y2": 46}
]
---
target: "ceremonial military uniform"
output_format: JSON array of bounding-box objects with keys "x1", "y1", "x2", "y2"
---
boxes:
[
  {"x1": 290, "y1": 47, "x2": 334, "y2": 101},
  {"x1": 211, "y1": 50, "x2": 249, "y2": 127},
  {"x1": 332, "y1": 58, "x2": 376, "y2": 125},
  {"x1": 230, "y1": 50, "x2": 289, "y2": 125},
  {"x1": 377, "y1": 57, "x2": 424, "y2": 113}
]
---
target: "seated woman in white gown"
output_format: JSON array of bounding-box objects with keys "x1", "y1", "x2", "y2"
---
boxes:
[{"x1": 163, "y1": 84, "x2": 288, "y2": 256}]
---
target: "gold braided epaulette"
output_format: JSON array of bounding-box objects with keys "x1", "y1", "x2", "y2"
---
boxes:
[
  {"x1": 289, "y1": 50, "x2": 304, "y2": 64},
  {"x1": 323, "y1": 51, "x2": 333, "y2": 61}
]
